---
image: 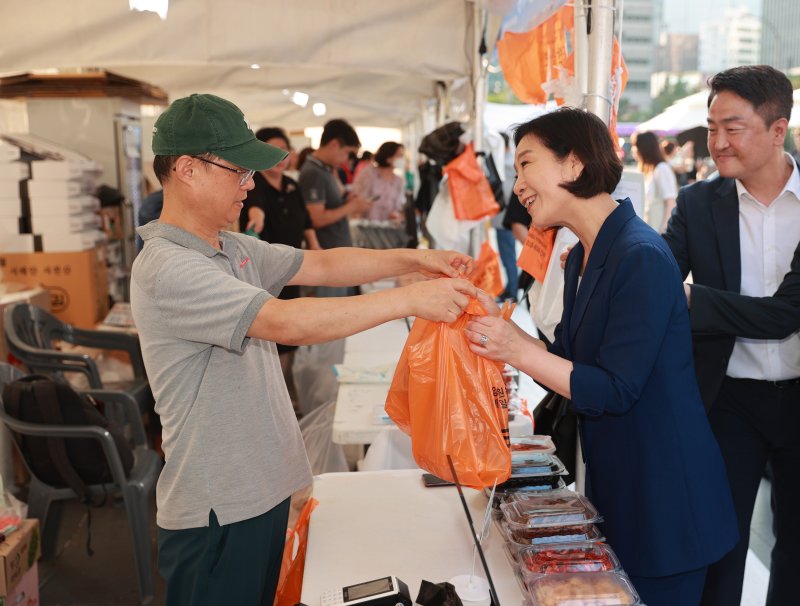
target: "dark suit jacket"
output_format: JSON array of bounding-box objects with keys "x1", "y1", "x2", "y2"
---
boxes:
[
  {"x1": 551, "y1": 200, "x2": 738, "y2": 577},
  {"x1": 689, "y1": 239, "x2": 800, "y2": 339},
  {"x1": 663, "y1": 176, "x2": 743, "y2": 409}
]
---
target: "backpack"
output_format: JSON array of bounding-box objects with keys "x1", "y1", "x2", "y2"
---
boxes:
[{"x1": 2, "y1": 375, "x2": 134, "y2": 503}]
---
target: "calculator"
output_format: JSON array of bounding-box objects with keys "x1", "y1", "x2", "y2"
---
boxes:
[{"x1": 320, "y1": 576, "x2": 411, "y2": 606}]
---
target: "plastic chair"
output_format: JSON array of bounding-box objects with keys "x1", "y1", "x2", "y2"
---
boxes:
[
  {"x1": 3, "y1": 303, "x2": 153, "y2": 440},
  {"x1": 0, "y1": 363, "x2": 162, "y2": 605}
]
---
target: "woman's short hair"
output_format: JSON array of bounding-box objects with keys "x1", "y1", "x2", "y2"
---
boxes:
[
  {"x1": 632, "y1": 131, "x2": 665, "y2": 168},
  {"x1": 374, "y1": 142, "x2": 403, "y2": 168},
  {"x1": 513, "y1": 108, "x2": 622, "y2": 198}
]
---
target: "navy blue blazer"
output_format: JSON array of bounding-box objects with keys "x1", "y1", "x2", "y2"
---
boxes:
[{"x1": 551, "y1": 200, "x2": 738, "y2": 577}]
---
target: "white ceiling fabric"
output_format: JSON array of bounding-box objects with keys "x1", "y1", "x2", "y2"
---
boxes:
[{"x1": 0, "y1": 0, "x2": 502, "y2": 129}]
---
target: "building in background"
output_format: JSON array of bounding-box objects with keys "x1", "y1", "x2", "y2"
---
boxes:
[
  {"x1": 760, "y1": 0, "x2": 800, "y2": 70},
  {"x1": 620, "y1": 0, "x2": 663, "y2": 113},
  {"x1": 699, "y1": 8, "x2": 761, "y2": 74},
  {"x1": 658, "y1": 33, "x2": 699, "y2": 73}
]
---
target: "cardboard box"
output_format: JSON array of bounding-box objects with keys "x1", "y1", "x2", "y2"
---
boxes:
[
  {"x1": 0, "y1": 235, "x2": 37, "y2": 255},
  {"x1": 27, "y1": 179, "x2": 90, "y2": 199},
  {"x1": 39, "y1": 230, "x2": 107, "y2": 253},
  {"x1": 0, "y1": 562, "x2": 38, "y2": 605},
  {"x1": 30, "y1": 212, "x2": 101, "y2": 234},
  {"x1": 0, "y1": 163, "x2": 29, "y2": 182},
  {"x1": 0, "y1": 182, "x2": 21, "y2": 200},
  {"x1": 29, "y1": 195, "x2": 99, "y2": 216},
  {"x1": 30, "y1": 159, "x2": 87, "y2": 181},
  {"x1": 0, "y1": 248, "x2": 108, "y2": 328},
  {"x1": 0, "y1": 520, "x2": 40, "y2": 596}
]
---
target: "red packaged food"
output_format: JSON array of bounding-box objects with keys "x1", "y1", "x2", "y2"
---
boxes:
[{"x1": 519, "y1": 542, "x2": 620, "y2": 576}]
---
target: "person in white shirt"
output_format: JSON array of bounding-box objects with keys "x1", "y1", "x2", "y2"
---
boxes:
[
  {"x1": 663, "y1": 64, "x2": 800, "y2": 606},
  {"x1": 632, "y1": 130, "x2": 679, "y2": 232}
]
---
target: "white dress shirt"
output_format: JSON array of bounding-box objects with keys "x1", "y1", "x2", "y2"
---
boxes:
[{"x1": 727, "y1": 154, "x2": 800, "y2": 380}]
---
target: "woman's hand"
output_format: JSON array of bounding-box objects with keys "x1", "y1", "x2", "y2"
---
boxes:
[
  {"x1": 465, "y1": 314, "x2": 527, "y2": 366},
  {"x1": 474, "y1": 289, "x2": 502, "y2": 317}
]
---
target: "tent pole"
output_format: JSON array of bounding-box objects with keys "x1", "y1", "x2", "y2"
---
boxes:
[{"x1": 584, "y1": 0, "x2": 616, "y2": 126}]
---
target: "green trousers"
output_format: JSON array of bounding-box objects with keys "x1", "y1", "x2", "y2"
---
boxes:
[{"x1": 158, "y1": 499, "x2": 291, "y2": 606}]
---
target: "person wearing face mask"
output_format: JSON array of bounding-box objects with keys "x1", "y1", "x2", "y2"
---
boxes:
[{"x1": 352, "y1": 141, "x2": 407, "y2": 222}]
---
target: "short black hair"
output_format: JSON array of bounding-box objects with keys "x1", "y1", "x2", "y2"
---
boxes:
[
  {"x1": 255, "y1": 127, "x2": 290, "y2": 148},
  {"x1": 708, "y1": 65, "x2": 793, "y2": 128},
  {"x1": 513, "y1": 107, "x2": 622, "y2": 198},
  {"x1": 153, "y1": 152, "x2": 216, "y2": 185},
  {"x1": 374, "y1": 142, "x2": 403, "y2": 167},
  {"x1": 320, "y1": 118, "x2": 360, "y2": 147},
  {"x1": 153, "y1": 155, "x2": 179, "y2": 185},
  {"x1": 631, "y1": 131, "x2": 665, "y2": 168}
]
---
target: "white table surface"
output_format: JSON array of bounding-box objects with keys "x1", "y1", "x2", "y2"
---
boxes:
[
  {"x1": 301, "y1": 469, "x2": 525, "y2": 606},
  {"x1": 333, "y1": 319, "x2": 532, "y2": 445}
]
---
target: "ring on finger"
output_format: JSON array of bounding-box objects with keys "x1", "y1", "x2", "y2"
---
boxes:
[{"x1": 479, "y1": 334, "x2": 489, "y2": 344}]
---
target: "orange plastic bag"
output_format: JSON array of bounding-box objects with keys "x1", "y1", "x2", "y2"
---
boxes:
[
  {"x1": 385, "y1": 298, "x2": 512, "y2": 489},
  {"x1": 472, "y1": 241, "x2": 505, "y2": 298},
  {"x1": 274, "y1": 497, "x2": 318, "y2": 606},
  {"x1": 443, "y1": 143, "x2": 500, "y2": 221},
  {"x1": 517, "y1": 225, "x2": 557, "y2": 283}
]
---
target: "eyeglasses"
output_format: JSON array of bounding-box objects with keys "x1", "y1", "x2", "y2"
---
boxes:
[{"x1": 191, "y1": 156, "x2": 255, "y2": 186}]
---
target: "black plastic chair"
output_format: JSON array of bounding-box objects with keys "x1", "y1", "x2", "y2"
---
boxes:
[
  {"x1": 3, "y1": 303, "x2": 153, "y2": 442},
  {"x1": 0, "y1": 363, "x2": 161, "y2": 605}
]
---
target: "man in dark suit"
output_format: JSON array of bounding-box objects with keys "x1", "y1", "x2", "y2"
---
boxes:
[
  {"x1": 688, "y1": 241, "x2": 800, "y2": 339},
  {"x1": 664, "y1": 65, "x2": 800, "y2": 606}
]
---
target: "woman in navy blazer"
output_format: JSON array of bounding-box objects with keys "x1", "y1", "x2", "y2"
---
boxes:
[{"x1": 467, "y1": 108, "x2": 738, "y2": 606}]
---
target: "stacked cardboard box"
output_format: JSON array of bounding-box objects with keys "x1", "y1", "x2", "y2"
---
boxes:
[
  {"x1": 0, "y1": 142, "x2": 35, "y2": 253},
  {"x1": 28, "y1": 159, "x2": 105, "y2": 252}
]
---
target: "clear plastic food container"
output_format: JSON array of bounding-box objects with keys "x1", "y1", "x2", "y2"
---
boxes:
[
  {"x1": 486, "y1": 477, "x2": 568, "y2": 510},
  {"x1": 500, "y1": 492, "x2": 602, "y2": 529},
  {"x1": 518, "y1": 541, "x2": 621, "y2": 579},
  {"x1": 511, "y1": 435, "x2": 556, "y2": 457},
  {"x1": 501, "y1": 520, "x2": 605, "y2": 555},
  {"x1": 525, "y1": 571, "x2": 641, "y2": 606},
  {"x1": 510, "y1": 453, "x2": 567, "y2": 477}
]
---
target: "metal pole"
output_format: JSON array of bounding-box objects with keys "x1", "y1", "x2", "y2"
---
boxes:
[{"x1": 584, "y1": 0, "x2": 616, "y2": 125}]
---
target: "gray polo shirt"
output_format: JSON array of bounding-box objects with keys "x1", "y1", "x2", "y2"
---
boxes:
[
  {"x1": 298, "y1": 155, "x2": 353, "y2": 249},
  {"x1": 130, "y1": 222, "x2": 312, "y2": 530}
]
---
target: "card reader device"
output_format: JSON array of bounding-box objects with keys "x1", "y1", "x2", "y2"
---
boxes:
[{"x1": 320, "y1": 576, "x2": 412, "y2": 606}]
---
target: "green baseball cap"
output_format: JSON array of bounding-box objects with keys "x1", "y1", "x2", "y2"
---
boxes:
[{"x1": 152, "y1": 93, "x2": 287, "y2": 170}]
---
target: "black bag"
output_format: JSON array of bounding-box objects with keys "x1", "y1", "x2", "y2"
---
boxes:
[
  {"x1": 533, "y1": 390, "x2": 578, "y2": 485},
  {"x1": 419, "y1": 122, "x2": 465, "y2": 165},
  {"x1": 2, "y1": 375, "x2": 134, "y2": 502}
]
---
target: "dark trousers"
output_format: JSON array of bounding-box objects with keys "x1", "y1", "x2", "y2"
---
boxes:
[
  {"x1": 158, "y1": 499, "x2": 291, "y2": 606},
  {"x1": 630, "y1": 566, "x2": 707, "y2": 606},
  {"x1": 701, "y1": 378, "x2": 800, "y2": 606},
  {"x1": 495, "y1": 228, "x2": 519, "y2": 300}
]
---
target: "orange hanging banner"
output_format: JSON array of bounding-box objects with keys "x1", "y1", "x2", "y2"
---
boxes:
[
  {"x1": 496, "y1": 6, "x2": 575, "y2": 105},
  {"x1": 517, "y1": 225, "x2": 557, "y2": 283}
]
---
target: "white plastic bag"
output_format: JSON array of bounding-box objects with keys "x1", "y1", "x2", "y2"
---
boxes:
[{"x1": 425, "y1": 175, "x2": 482, "y2": 253}]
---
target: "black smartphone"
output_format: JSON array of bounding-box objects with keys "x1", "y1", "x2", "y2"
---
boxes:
[{"x1": 422, "y1": 473, "x2": 455, "y2": 488}]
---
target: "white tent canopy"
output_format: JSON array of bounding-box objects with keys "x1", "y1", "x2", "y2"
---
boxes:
[
  {"x1": 0, "y1": 0, "x2": 507, "y2": 130},
  {"x1": 639, "y1": 89, "x2": 800, "y2": 134},
  {"x1": 635, "y1": 91, "x2": 710, "y2": 134}
]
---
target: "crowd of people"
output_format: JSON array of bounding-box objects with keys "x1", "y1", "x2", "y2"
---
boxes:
[{"x1": 130, "y1": 63, "x2": 800, "y2": 606}]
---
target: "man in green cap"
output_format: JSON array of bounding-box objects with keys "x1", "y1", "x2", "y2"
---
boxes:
[{"x1": 130, "y1": 93, "x2": 477, "y2": 606}]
